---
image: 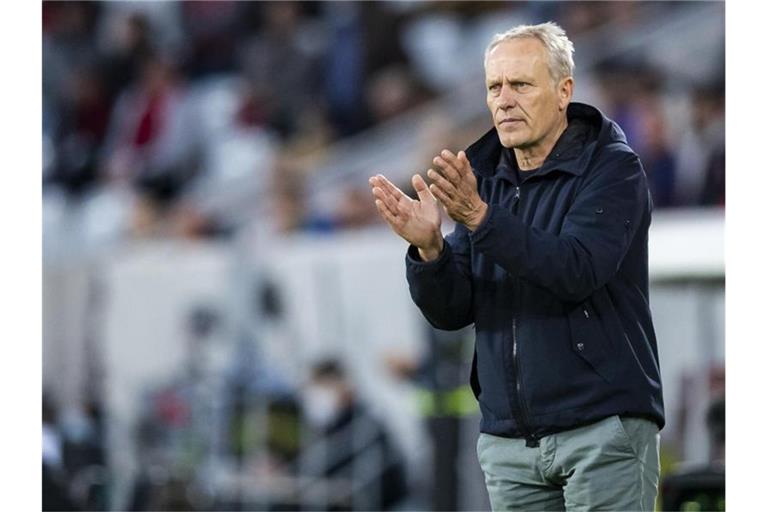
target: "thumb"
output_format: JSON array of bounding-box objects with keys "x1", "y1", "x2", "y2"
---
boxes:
[
  {"x1": 412, "y1": 174, "x2": 435, "y2": 203},
  {"x1": 458, "y1": 150, "x2": 471, "y2": 169}
]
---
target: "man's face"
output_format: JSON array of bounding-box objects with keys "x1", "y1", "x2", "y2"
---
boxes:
[{"x1": 485, "y1": 38, "x2": 572, "y2": 149}]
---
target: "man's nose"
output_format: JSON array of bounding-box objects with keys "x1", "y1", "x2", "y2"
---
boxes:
[{"x1": 497, "y1": 85, "x2": 518, "y2": 109}]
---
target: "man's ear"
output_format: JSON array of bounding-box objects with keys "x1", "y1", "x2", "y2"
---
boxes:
[{"x1": 558, "y1": 77, "x2": 574, "y2": 111}]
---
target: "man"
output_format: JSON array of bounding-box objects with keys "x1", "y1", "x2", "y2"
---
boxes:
[{"x1": 369, "y1": 22, "x2": 664, "y2": 511}]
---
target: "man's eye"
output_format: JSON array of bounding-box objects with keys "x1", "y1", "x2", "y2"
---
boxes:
[
  {"x1": 515, "y1": 82, "x2": 531, "y2": 91},
  {"x1": 488, "y1": 84, "x2": 501, "y2": 92}
]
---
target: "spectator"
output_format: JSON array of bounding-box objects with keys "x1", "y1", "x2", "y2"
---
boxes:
[
  {"x1": 98, "y1": 12, "x2": 155, "y2": 102},
  {"x1": 99, "y1": 52, "x2": 201, "y2": 237},
  {"x1": 45, "y1": 64, "x2": 112, "y2": 197},
  {"x1": 675, "y1": 84, "x2": 725, "y2": 206},
  {"x1": 178, "y1": 1, "x2": 240, "y2": 78},
  {"x1": 634, "y1": 87, "x2": 677, "y2": 209},
  {"x1": 298, "y1": 359, "x2": 408, "y2": 511},
  {"x1": 238, "y1": 1, "x2": 323, "y2": 140},
  {"x1": 101, "y1": 53, "x2": 197, "y2": 185},
  {"x1": 43, "y1": 394, "x2": 76, "y2": 511}
]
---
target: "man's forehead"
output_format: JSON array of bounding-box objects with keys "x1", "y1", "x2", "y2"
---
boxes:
[{"x1": 485, "y1": 38, "x2": 548, "y2": 77}]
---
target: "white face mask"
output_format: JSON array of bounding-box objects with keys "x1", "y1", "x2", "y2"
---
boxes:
[{"x1": 303, "y1": 385, "x2": 341, "y2": 429}]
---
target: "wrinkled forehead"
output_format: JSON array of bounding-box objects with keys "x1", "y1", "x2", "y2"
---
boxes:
[{"x1": 485, "y1": 38, "x2": 550, "y2": 81}]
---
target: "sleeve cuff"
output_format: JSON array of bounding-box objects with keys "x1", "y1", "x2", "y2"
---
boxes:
[
  {"x1": 405, "y1": 240, "x2": 451, "y2": 273},
  {"x1": 468, "y1": 203, "x2": 499, "y2": 245}
]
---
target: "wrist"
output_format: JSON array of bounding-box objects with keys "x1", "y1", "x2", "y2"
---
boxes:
[
  {"x1": 465, "y1": 202, "x2": 489, "y2": 232},
  {"x1": 417, "y1": 233, "x2": 444, "y2": 262}
]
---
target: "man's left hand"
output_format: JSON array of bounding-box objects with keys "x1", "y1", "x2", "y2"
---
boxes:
[{"x1": 428, "y1": 149, "x2": 488, "y2": 231}]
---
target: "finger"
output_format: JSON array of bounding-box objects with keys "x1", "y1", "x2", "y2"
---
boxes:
[
  {"x1": 372, "y1": 187, "x2": 400, "y2": 216},
  {"x1": 376, "y1": 174, "x2": 407, "y2": 201},
  {"x1": 427, "y1": 168, "x2": 456, "y2": 196},
  {"x1": 370, "y1": 176, "x2": 394, "y2": 197},
  {"x1": 432, "y1": 155, "x2": 461, "y2": 184},
  {"x1": 375, "y1": 199, "x2": 403, "y2": 229},
  {"x1": 369, "y1": 174, "x2": 387, "y2": 192},
  {"x1": 457, "y1": 151, "x2": 473, "y2": 175},
  {"x1": 440, "y1": 149, "x2": 462, "y2": 167},
  {"x1": 441, "y1": 149, "x2": 472, "y2": 178},
  {"x1": 429, "y1": 182, "x2": 453, "y2": 209},
  {"x1": 369, "y1": 176, "x2": 386, "y2": 194},
  {"x1": 378, "y1": 175, "x2": 415, "y2": 215},
  {"x1": 375, "y1": 199, "x2": 395, "y2": 222},
  {"x1": 412, "y1": 174, "x2": 436, "y2": 203},
  {"x1": 370, "y1": 176, "x2": 402, "y2": 205}
]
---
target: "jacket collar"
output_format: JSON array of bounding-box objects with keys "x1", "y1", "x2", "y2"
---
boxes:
[{"x1": 466, "y1": 102, "x2": 604, "y2": 179}]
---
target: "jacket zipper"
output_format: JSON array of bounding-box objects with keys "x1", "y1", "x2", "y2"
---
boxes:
[
  {"x1": 512, "y1": 315, "x2": 538, "y2": 447},
  {"x1": 509, "y1": 184, "x2": 539, "y2": 447}
]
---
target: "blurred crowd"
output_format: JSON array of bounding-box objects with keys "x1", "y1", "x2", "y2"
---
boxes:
[
  {"x1": 43, "y1": 0, "x2": 436, "y2": 241},
  {"x1": 43, "y1": 1, "x2": 724, "y2": 247},
  {"x1": 44, "y1": 352, "x2": 409, "y2": 511}
]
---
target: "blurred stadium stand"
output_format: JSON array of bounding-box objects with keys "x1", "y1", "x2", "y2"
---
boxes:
[{"x1": 43, "y1": 1, "x2": 724, "y2": 510}]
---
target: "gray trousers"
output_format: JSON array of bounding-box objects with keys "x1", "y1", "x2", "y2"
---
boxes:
[{"x1": 477, "y1": 415, "x2": 660, "y2": 511}]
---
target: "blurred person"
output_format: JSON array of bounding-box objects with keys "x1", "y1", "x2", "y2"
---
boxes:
[
  {"x1": 559, "y1": 1, "x2": 605, "y2": 37},
  {"x1": 128, "y1": 306, "x2": 224, "y2": 511},
  {"x1": 322, "y1": 1, "x2": 370, "y2": 137},
  {"x1": 43, "y1": 394, "x2": 77, "y2": 511},
  {"x1": 42, "y1": 1, "x2": 101, "y2": 104},
  {"x1": 101, "y1": 52, "x2": 197, "y2": 185},
  {"x1": 95, "y1": 0, "x2": 184, "y2": 62},
  {"x1": 633, "y1": 84, "x2": 678, "y2": 208},
  {"x1": 42, "y1": 1, "x2": 101, "y2": 194},
  {"x1": 706, "y1": 394, "x2": 725, "y2": 464},
  {"x1": 322, "y1": 1, "x2": 412, "y2": 137},
  {"x1": 98, "y1": 12, "x2": 155, "y2": 102},
  {"x1": 675, "y1": 84, "x2": 725, "y2": 206},
  {"x1": 660, "y1": 395, "x2": 725, "y2": 511},
  {"x1": 178, "y1": 0, "x2": 240, "y2": 78},
  {"x1": 238, "y1": 1, "x2": 323, "y2": 140},
  {"x1": 386, "y1": 325, "x2": 480, "y2": 512},
  {"x1": 60, "y1": 400, "x2": 109, "y2": 511},
  {"x1": 45, "y1": 64, "x2": 112, "y2": 198},
  {"x1": 365, "y1": 65, "x2": 429, "y2": 124},
  {"x1": 370, "y1": 22, "x2": 664, "y2": 511},
  {"x1": 298, "y1": 358, "x2": 408, "y2": 511},
  {"x1": 264, "y1": 157, "x2": 336, "y2": 235},
  {"x1": 100, "y1": 52, "x2": 200, "y2": 236}
]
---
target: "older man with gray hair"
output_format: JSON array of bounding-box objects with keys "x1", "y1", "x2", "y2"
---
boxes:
[{"x1": 370, "y1": 21, "x2": 664, "y2": 511}]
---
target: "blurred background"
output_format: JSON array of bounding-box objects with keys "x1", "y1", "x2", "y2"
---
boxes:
[{"x1": 42, "y1": 1, "x2": 724, "y2": 510}]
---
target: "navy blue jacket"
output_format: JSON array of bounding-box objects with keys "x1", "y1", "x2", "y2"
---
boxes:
[{"x1": 405, "y1": 103, "x2": 664, "y2": 446}]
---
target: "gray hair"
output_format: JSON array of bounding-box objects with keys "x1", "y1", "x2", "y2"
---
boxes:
[{"x1": 484, "y1": 21, "x2": 575, "y2": 85}]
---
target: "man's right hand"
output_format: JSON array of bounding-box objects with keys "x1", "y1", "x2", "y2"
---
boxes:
[{"x1": 369, "y1": 173, "x2": 444, "y2": 261}]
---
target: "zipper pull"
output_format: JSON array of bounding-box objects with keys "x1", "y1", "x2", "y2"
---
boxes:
[{"x1": 511, "y1": 186, "x2": 521, "y2": 214}]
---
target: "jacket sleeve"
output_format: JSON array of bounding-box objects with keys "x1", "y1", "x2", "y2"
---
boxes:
[
  {"x1": 405, "y1": 223, "x2": 474, "y2": 330},
  {"x1": 468, "y1": 148, "x2": 648, "y2": 303}
]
